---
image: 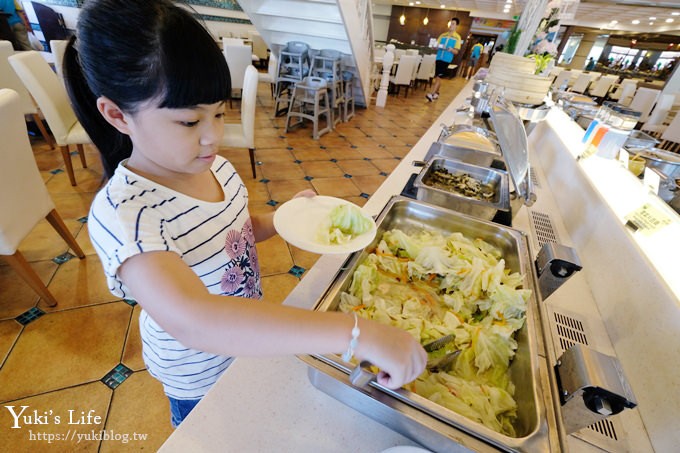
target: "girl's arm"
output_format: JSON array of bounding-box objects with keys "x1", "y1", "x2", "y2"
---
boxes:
[
  {"x1": 118, "y1": 250, "x2": 426, "y2": 389},
  {"x1": 251, "y1": 189, "x2": 316, "y2": 242}
]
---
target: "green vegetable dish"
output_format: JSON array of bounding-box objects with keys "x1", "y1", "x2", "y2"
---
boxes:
[
  {"x1": 338, "y1": 228, "x2": 530, "y2": 436},
  {"x1": 318, "y1": 204, "x2": 373, "y2": 245}
]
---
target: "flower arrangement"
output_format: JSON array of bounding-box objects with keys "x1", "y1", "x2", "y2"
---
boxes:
[{"x1": 527, "y1": 4, "x2": 561, "y2": 75}]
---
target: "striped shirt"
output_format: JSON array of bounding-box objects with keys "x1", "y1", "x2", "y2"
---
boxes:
[{"x1": 88, "y1": 156, "x2": 261, "y2": 399}]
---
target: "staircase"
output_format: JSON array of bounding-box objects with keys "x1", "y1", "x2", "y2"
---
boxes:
[{"x1": 238, "y1": 0, "x2": 375, "y2": 107}]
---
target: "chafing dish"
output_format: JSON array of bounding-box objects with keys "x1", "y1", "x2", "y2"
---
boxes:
[
  {"x1": 623, "y1": 131, "x2": 660, "y2": 153},
  {"x1": 424, "y1": 142, "x2": 503, "y2": 169},
  {"x1": 300, "y1": 197, "x2": 557, "y2": 452},
  {"x1": 413, "y1": 157, "x2": 509, "y2": 221}
]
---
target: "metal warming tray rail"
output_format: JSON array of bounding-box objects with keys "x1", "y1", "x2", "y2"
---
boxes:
[{"x1": 299, "y1": 197, "x2": 558, "y2": 452}]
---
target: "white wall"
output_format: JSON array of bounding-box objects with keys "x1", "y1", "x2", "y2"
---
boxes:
[{"x1": 372, "y1": 3, "x2": 392, "y2": 42}]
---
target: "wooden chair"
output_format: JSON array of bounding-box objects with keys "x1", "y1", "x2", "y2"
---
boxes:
[
  {"x1": 0, "y1": 89, "x2": 85, "y2": 307},
  {"x1": 9, "y1": 50, "x2": 91, "y2": 186}
]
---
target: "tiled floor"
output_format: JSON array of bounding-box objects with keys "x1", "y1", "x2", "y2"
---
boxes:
[{"x1": 0, "y1": 74, "x2": 466, "y2": 451}]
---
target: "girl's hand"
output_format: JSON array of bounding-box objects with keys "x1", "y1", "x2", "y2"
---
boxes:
[
  {"x1": 292, "y1": 189, "x2": 316, "y2": 199},
  {"x1": 354, "y1": 318, "x2": 427, "y2": 389}
]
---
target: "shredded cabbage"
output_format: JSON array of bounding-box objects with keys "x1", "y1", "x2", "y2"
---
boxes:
[
  {"x1": 318, "y1": 204, "x2": 372, "y2": 245},
  {"x1": 338, "y1": 228, "x2": 530, "y2": 436}
]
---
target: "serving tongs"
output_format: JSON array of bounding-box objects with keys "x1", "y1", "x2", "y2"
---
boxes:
[
  {"x1": 423, "y1": 334, "x2": 461, "y2": 373},
  {"x1": 348, "y1": 334, "x2": 461, "y2": 388}
]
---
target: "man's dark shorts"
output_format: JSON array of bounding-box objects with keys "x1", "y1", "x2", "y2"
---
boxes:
[{"x1": 435, "y1": 59, "x2": 450, "y2": 78}]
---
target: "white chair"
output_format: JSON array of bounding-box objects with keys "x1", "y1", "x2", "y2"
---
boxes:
[
  {"x1": 258, "y1": 52, "x2": 277, "y2": 98},
  {"x1": 629, "y1": 87, "x2": 661, "y2": 123},
  {"x1": 221, "y1": 65, "x2": 258, "y2": 178},
  {"x1": 248, "y1": 31, "x2": 268, "y2": 68},
  {"x1": 415, "y1": 54, "x2": 436, "y2": 90},
  {"x1": 9, "y1": 51, "x2": 90, "y2": 186},
  {"x1": 660, "y1": 112, "x2": 680, "y2": 144},
  {"x1": 49, "y1": 39, "x2": 68, "y2": 84},
  {"x1": 0, "y1": 88, "x2": 85, "y2": 307},
  {"x1": 389, "y1": 54, "x2": 418, "y2": 97},
  {"x1": 587, "y1": 75, "x2": 618, "y2": 99},
  {"x1": 610, "y1": 79, "x2": 638, "y2": 105},
  {"x1": 393, "y1": 48, "x2": 405, "y2": 64},
  {"x1": 566, "y1": 69, "x2": 583, "y2": 87},
  {"x1": 570, "y1": 73, "x2": 592, "y2": 94},
  {"x1": 405, "y1": 49, "x2": 419, "y2": 56},
  {"x1": 223, "y1": 44, "x2": 253, "y2": 109},
  {"x1": 222, "y1": 37, "x2": 244, "y2": 47},
  {"x1": 641, "y1": 93, "x2": 676, "y2": 134},
  {"x1": 0, "y1": 41, "x2": 54, "y2": 148}
]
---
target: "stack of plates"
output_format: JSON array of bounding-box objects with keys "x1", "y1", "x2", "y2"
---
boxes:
[{"x1": 486, "y1": 53, "x2": 552, "y2": 106}]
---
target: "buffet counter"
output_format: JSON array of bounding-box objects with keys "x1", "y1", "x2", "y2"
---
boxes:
[{"x1": 160, "y1": 83, "x2": 678, "y2": 452}]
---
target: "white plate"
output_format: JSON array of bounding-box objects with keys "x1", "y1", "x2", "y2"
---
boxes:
[{"x1": 273, "y1": 196, "x2": 377, "y2": 255}]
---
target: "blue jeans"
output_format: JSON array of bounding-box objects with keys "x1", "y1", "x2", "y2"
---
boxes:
[{"x1": 168, "y1": 397, "x2": 201, "y2": 428}]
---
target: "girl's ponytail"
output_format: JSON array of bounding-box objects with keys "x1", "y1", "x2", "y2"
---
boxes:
[{"x1": 63, "y1": 36, "x2": 131, "y2": 179}]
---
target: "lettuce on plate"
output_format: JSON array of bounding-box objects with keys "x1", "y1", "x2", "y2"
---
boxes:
[{"x1": 318, "y1": 204, "x2": 372, "y2": 245}]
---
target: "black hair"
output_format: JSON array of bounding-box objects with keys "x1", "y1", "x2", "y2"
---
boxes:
[
  {"x1": 451, "y1": 17, "x2": 460, "y2": 25},
  {"x1": 63, "y1": 0, "x2": 231, "y2": 178}
]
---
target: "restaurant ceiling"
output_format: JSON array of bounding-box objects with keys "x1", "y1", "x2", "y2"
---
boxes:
[{"x1": 374, "y1": 1, "x2": 680, "y2": 35}]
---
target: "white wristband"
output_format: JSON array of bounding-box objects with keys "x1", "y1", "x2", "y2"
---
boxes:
[{"x1": 342, "y1": 312, "x2": 360, "y2": 362}]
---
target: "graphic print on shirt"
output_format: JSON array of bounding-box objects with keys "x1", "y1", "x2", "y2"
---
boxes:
[{"x1": 220, "y1": 217, "x2": 262, "y2": 298}]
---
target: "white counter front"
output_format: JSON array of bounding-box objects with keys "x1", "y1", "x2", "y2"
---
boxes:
[{"x1": 161, "y1": 84, "x2": 678, "y2": 452}]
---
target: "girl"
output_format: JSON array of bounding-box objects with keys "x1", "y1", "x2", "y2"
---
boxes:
[{"x1": 63, "y1": 0, "x2": 426, "y2": 427}]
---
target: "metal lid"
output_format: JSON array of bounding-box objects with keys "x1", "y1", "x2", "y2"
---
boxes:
[{"x1": 488, "y1": 93, "x2": 536, "y2": 206}]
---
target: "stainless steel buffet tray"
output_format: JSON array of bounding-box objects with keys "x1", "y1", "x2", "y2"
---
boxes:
[
  {"x1": 413, "y1": 157, "x2": 509, "y2": 221},
  {"x1": 300, "y1": 197, "x2": 558, "y2": 452}
]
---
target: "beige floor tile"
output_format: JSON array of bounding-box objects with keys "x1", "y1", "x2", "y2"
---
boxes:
[
  {"x1": 326, "y1": 147, "x2": 365, "y2": 160},
  {"x1": 243, "y1": 178, "x2": 271, "y2": 202},
  {"x1": 50, "y1": 192, "x2": 97, "y2": 221},
  {"x1": 254, "y1": 147, "x2": 295, "y2": 164},
  {"x1": 345, "y1": 136, "x2": 379, "y2": 148},
  {"x1": 0, "y1": 259, "x2": 57, "y2": 320},
  {"x1": 356, "y1": 146, "x2": 394, "y2": 160},
  {"x1": 75, "y1": 224, "x2": 97, "y2": 257},
  {"x1": 336, "y1": 159, "x2": 381, "y2": 176},
  {"x1": 291, "y1": 148, "x2": 333, "y2": 161},
  {"x1": 39, "y1": 254, "x2": 118, "y2": 312},
  {"x1": 256, "y1": 235, "x2": 294, "y2": 276},
  {"x1": 121, "y1": 305, "x2": 144, "y2": 372},
  {"x1": 0, "y1": 319, "x2": 22, "y2": 367},
  {"x1": 288, "y1": 245, "x2": 321, "y2": 271},
  {"x1": 247, "y1": 201, "x2": 276, "y2": 217},
  {"x1": 260, "y1": 161, "x2": 305, "y2": 181},
  {"x1": 300, "y1": 160, "x2": 344, "y2": 178},
  {"x1": 0, "y1": 382, "x2": 112, "y2": 452},
  {"x1": 101, "y1": 371, "x2": 174, "y2": 452},
  {"x1": 266, "y1": 180, "x2": 314, "y2": 203},
  {"x1": 0, "y1": 302, "x2": 131, "y2": 401},
  {"x1": 371, "y1": 158, "x2": 401, "y2": 173},
  {"x1": 46, "y1": 167, "x2": 105, "y2": 195},
  {"x1": 261, "y1": 274, "x2": 300, "y2": 305},
  {"x1": 359, "y1": 127, "x2": 393, "y2": 137},
  {"x1": 311, "y1": 178, "x2": 361, "y2": 198},
  {"x1": 332, "y1": 125, "x2": 366, "y2": 137},
  {"x1": 32, "y1": 148, "x2": 66, "y2": 171},
  {"x1": 351, "y1": 175, "x2": 388, "y2": 195},
  {"x1": 18, "y1": 218, "x2": 85, "y2": 263}
]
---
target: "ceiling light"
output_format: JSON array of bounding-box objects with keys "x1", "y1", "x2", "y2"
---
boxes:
[
  {"x1": 631, "y1": 19, "x2": 640, "y2": 24},
  {"x1": 506, "y1": 0, "x2": 512, "y2": 3},
  {"x1": 408, "y1": 2, "x2": 414, "y2": 5},
  {"x1": 610, "y1": 20, "x2": 618, "y2": 25},
  {"x1": 441, "y1": 4, "x2": 445, "y2": 8},
  {"x1": 666, "y1": 18, "x2": 674, "y2": 23},
  {"x1": 649, "y1": 17, "x2": 656, "y2": 20},
  {"x1": 672, "y1": 12, "x2": 680, "y2": 16},
  {"x1": 649, "y1": 22, "x2": 654, "y2": 25},
  {"x1": 415, "y1": 1, "x2": 421, "y2": 4}
]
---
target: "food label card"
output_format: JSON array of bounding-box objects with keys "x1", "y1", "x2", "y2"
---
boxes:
[{"x1": 624, "y1": 203, "x2": 672, "y2": 235}]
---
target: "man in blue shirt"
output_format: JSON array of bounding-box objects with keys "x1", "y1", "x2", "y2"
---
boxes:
[
  {"x1": 0, "y1": 0, "x2": 31, "y2": 50},
  {"x1": 426, "y1": 17, "x2": 461, "y2": 102}
]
